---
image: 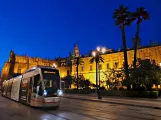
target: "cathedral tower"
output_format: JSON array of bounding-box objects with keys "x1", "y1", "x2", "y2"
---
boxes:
[
  {"x1": 1, "y1": 50, "x2": 16, "y2": 80},
  {"x1": 73, "y1": 44, "x2": 79, "y2": 57}
]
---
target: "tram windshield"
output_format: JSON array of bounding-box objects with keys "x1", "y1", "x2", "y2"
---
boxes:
[{"x1": 41, "y1": 68, "x2": 60, "y2": 90}]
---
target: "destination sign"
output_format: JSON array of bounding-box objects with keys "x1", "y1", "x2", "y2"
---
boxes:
[{"x1": 44, "y1": 71, "x2": 56, "y2": 74}]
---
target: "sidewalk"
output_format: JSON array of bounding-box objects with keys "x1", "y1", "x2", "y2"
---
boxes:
[{"x1": 63, "y1": 93, "x2": 161, "y2": 109}]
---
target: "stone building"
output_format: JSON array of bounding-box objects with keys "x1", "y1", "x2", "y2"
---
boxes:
[
  {"x1": 1, "y1": 50, "x2": 70, "y2": 80},
  {"x1": 1, "y1": 44, "x2": 161, "y2": 87},
  {"x1": 71, "y1": 45, "x2": 161, "y2": 86}
]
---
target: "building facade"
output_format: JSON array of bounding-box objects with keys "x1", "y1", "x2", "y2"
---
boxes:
[
  {"x1": 71, "y1": 45, "x2": 161, "y2": 86},
  {"x1": 1, "y1": 50, "x2": 70, "y2": 80},
  {"x1": 1, "y1": 45, "x2": 161, "y2": 87}
]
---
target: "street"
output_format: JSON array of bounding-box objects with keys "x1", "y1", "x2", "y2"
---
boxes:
[{"x1": 0, "y1": 95, "x2": 161, "y2": 120}]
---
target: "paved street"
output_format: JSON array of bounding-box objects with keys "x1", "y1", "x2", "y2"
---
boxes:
[{"x1": 1, "y1": 95, "x2": 161, "y2": 120}]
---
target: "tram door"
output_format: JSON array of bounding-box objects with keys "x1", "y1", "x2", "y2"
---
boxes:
[
  {"x1": 19, "y1": 77, "x2": 30, "y2": 104},
  {"x1": 27, "y1": 77, "x2": 32, "y2": 104}
]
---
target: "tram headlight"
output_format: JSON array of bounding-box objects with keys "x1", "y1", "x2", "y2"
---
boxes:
[
  {"x1": 57, "y1": 89, "x2": 63, "y2": 96},
  {"x1": 43, "y1": 90, "x2": 47, "y2": 96}
]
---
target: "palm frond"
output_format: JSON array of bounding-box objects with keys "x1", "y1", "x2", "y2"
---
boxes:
[
  {"x1": 89, "y1": 57, "x2": 95, "y2": 64},
  {"x1": 72, "y1": 57, "x2": 84, "y2": 66},
  {"x1": 134, "y1": 7, "x2": 149, "y2": 24},
  {"x1": 113, "y1": 5, "x2": 131, "y2": 27},
  {"x1": 99, "y1": 56, "x2": 104, "y2": 63}
]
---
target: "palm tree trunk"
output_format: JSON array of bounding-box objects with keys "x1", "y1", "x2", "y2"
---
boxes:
[
  {"x1": 133, "y1": 23, "x2": 140, "y2": 69},
  {"x1": 121, "y1": 24, "x2": 130, "y2": 85},
  {"x1": 76, "y1": 61, "x2": 79, "y2": 90}
]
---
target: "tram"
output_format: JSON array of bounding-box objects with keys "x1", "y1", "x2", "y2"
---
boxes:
[{"x1": 2, "y1": 66, "x2": 63, "y2": 107}]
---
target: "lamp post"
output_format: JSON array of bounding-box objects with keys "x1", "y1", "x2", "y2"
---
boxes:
[{"x1": 92, "y1": 47, "x2": 106, "y2": 98}]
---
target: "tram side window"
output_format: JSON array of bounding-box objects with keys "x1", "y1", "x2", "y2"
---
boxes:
[{"x1": 7, "y1": 82, "x2": 12, "y2": 93}]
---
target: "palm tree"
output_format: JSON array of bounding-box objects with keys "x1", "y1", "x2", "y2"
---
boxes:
[
  {"x1": 113, "y1": 5, "x2": 132, "y2": 86},
  {"x1": 73, "y1": 57, "x2": 84, "y2": 90},
  {"x1": 89, "y1": 53, "x2": 104, "y2": 92},
  {"x1": 132, "y1": 7, "x2": 149, "y2": 69}
]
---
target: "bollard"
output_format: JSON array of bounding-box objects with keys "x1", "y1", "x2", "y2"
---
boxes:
[{"x1": 97, "y1": 90, "x2": 102, "y2": 99}]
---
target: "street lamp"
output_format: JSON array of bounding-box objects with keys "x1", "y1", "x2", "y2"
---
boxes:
[
  {"x1": 92, "y1": 51, "x2": 96, "y2": 57},
  {"x1": 92, "y1": 46, "x2": 106, "y2": 98}
]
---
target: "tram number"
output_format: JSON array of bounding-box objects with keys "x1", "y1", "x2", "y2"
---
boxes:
[
  {"x1": 45, "y1": 98, "x2": 59, "y2": 102},
  {"x1": 54, "y1": 98, "x2": 60, "y2": 102}
]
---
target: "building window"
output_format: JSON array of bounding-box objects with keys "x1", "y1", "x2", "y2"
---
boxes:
[
  {"x1": 17, "y1": 66, "x2": 21, "y2": 73},
  {"x1": 67, "y1": 70, "x2": 70, "y2": 75},
  {"x1": 99, "y1": 64, "x2": 102, "y2": 70},
  {"x1": 90, "y1": 65, "x2": 92, "y2": 71},
  {"x1": 114, "y1": 62, "x2": 118, "y2": 68},
  {"x1": 81, "y1": 66, "x2": 84, "y2": 71},
  {"x1": 106, "y1": 63, "x2": 109, "y2": 69}
]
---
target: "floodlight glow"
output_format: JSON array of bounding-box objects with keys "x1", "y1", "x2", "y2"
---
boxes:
[
  {"x1": 97, "y1": 47, "x2": 100, "y2": 51},
  {"x1": 92, "y1": 51, "x2": 96, "y2": 57},
  {"x1": 101, "y1": 47, "x2": 106, "y2": 53},
  {"x1": 52, "y1": 63, "x2": 57, "y2": 68}
]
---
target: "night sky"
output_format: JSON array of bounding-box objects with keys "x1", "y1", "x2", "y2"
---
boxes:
[{"x1": 0, "y1": 0, "x2": 161, "y2": 69}]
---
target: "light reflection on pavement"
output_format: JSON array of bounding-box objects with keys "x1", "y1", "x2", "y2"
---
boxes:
[{"x1": 0, "y1": 96, "x2": 161, "y2": 120}]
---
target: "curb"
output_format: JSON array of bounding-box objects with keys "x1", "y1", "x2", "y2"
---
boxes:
[{"x1": 63, "y1": 96, "x2": 161, "y2": 110}]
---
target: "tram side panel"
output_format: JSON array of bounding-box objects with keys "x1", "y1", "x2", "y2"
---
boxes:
[
  {"x1": 6, "y1": 79, "x2": 13, "y2": 98},
  {"x1": 2, "y1": 81, "x2": 8, "y2": 96},
  {"x1": 11, "y1": 76, "x2": 22, "y2": 101}
]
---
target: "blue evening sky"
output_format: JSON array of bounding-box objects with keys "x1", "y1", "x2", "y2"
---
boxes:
[{"x1": 0, "y1": 0, "x2": 161, "y2": 69}]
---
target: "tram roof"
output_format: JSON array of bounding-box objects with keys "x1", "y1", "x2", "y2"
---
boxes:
[{"x1": 25, "y1": 65, "x2": 57, "y2": 73}]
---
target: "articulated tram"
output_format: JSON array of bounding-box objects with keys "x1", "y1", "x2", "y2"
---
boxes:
[{"x1": 2, "y1": 66, "x2": 63, "y2": 107}]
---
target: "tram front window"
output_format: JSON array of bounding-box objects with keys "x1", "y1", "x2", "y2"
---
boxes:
[{"x1": 41, "y1": 68, "x2": 60, "y2": 96}]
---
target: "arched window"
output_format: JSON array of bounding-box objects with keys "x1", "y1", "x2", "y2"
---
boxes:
[{"x1": 17, "y1": 66, "x2": 21, "y2": 73}]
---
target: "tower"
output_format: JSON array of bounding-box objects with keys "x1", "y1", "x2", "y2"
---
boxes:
[
  {"x1": 8, "y1": 49, "x2": 15, "y2": 78},
  {"x1": 73, "y1": 44, "x2": 79, "y2": 57},
  {"x1": 9, "y1": 49, "x2": 15, "y2": 63},
  {"x1": 1, "y1": 50, "x2": 16, "y2": 80}
]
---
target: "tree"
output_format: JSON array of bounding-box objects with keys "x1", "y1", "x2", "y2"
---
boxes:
[
  {"x1": 130, "y1": 59, "x2": 161, "y2": 90},
  {"x1": 78, "y1": 78, "x2": 91, "y2": 88},
  {"x1": 103, "y1": 68, "x2": 125, "y2": 89},
  {"x1": 113, "y1": 5, "x2": 132, "y2": 86},
  {"x1": 73, "y1": 57, "x2": 84, "y2": 90},
  {"x1": 84, "y1": 79, "x2": 91, "y2": 88},
  {"x1": 64, "y1": 75, "x2": 73, "y2": 88},
  {"x1": 132, "y1": 7, "x2": 149, "y2": 69},
  {"x1": 89, "y1": 54, "x2": 104, "y2": 91}
]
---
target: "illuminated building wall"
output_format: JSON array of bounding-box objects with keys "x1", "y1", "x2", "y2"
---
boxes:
[
  {"x1": 1, "y1": 50, "x2": 70, "y2": 80},
  {"x1": 71, "y1": 45, "x2": 161, "y2": 86},
  {"x1": 1, "y1": 45, "x2": 161, "y2": 85}
]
